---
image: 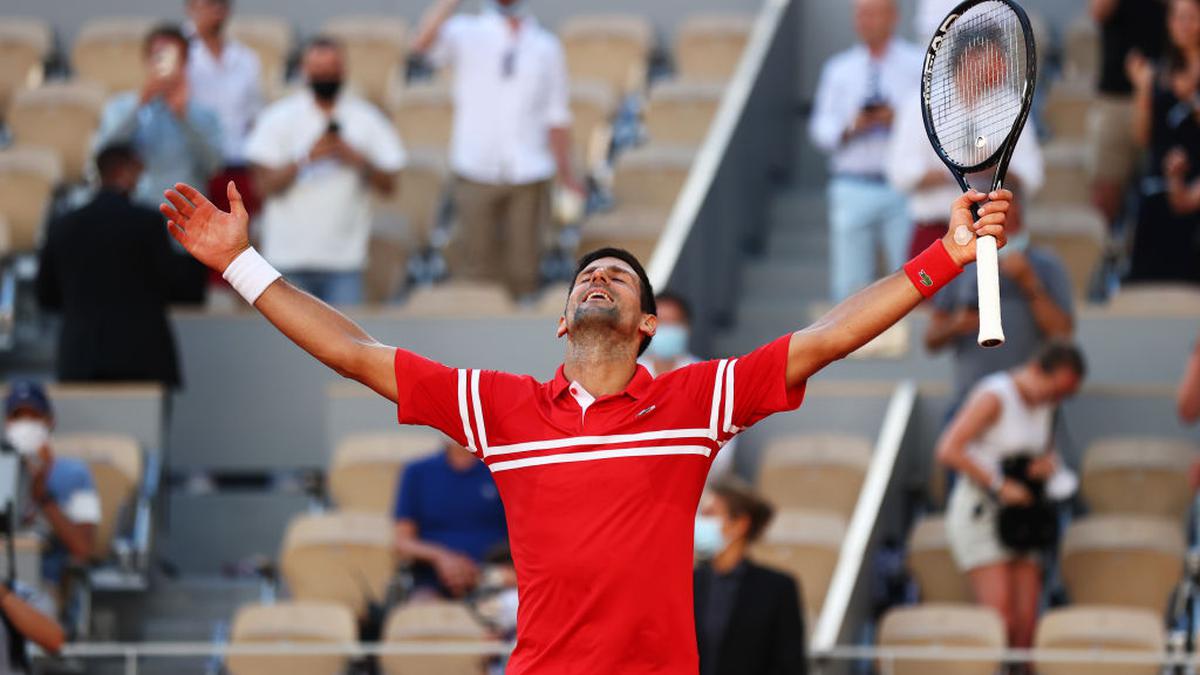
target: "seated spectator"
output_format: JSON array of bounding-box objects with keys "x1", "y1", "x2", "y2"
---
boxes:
[
  {"x1": 245, "y1": 36, "x2": 406, "y2": 305},
  {"x1": 36, "y1": 144, "x2": 182, "y2": 388},
  {"x1": 937, "y1": 342, "x2": 1086, "y2": 652},
  {"x1": 694, "y1": 477, "x2": 806, "y2": 675},
  {"x1": 924, "y1": 189, "x2": 1074, "y2": 409},
  {"x1": 95, "y1": 23, "x2": 223, "y2": 210},
  {"x1": 393, "y1": 441, "x2": 507, "y2": 599}
]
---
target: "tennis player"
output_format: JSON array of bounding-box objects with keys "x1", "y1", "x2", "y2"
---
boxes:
[{"x1": 161, "y1": 182, "x2": 1009, "y2": 673}]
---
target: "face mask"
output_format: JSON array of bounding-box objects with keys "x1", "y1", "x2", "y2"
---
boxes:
[
  {"x1": 5, "y1": 420, "x2": 48, "y2": 457},
  {"x1": 647, "y1": 324, "x2": 689, "y2": 360},
  {"x1": 309, "y1": 79, "x2": 342, "y2": 103},
  {"x1": 694, "y1": 515, "x2": 727, "y2": 558},
  {"x1": 999, "y1": 230, "x2": 1030, "y2": 258},
  {"x1": 489, "y1": 0, "x2": 526, "y2": 17}
]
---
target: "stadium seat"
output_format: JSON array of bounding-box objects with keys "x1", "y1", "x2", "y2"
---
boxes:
[
  {"x1": 1106, "y1": 284, "x2": 1200, "y2": 316},
  {"x1": 533, "y1": 283, "x2": 571, "y2": 316},
  {"x1": 1044, "y1": 81, "x2": 1093, "y2": 141},
  {"x1": 751, "y1": 509, "x2": 845, "y2": 615},
  {"x1": 374, "y1": 150, "x2": 448, "y2": 250},
  {"x1": 1026, "y1": 204, "x2": 1105, "y2": 298},
  {"x1": 227, "y1": 16, "x2": 293, "y2": 97},
  {"x1": 559, "y1": 15, "x2": 653, "y2": 97},
  {"x1": 1034, "y1": 605, "x2": 1165, "y2": 675},
  {"x1": 568, "y1": 80, "x2": 617, "y2": 174},
  {"x1": 322, "y1": 16, "x2": 408, "y2": 106},
  {"x1": 577, "y1": 210, "x2": 667, "y2": 264},
  {"x1": 675, "y1": 14, "x2": 754, "y2": 83},
  {"x1": 0, "y1": 17, "x2": 52, "y2": 117},
  {"x1": 1081, "y1": 437, "x2": 1197, "y2": 521},
  {"x1": 1038, "y1": 140, "x2": 1091, "y2": 207},
  {"x1": 7, "y1": 81, "x2": 106, "y2": 184},
  {"x1": 402, "y1": 282, "x2": 517, "y2": 317},
  {"x1": 877, "y1": 603, "x2": 1005, "y2": 675},
  {"x1": 227, "y1": 600, "x2": 357, "y2": 675},
  {"x1": 611, "y1": 144, "x2": 694, "y2": 213},
  {"x1": 327, "y1": 431, "x2": 442, "y2": 515},
  {"x1": 53, "y1": 432, "x2": 143, "y2": 561},
  {"x1": 1062, "y1": 13, "x2": 1100, "y2": 86},
  {"x1": 389, "y1": 83, "x2": 455, "y2": 155},
  {"x1": 0, "y1": 146, "x2": 61, "y2": 253},
  {"x1": 0, "y1": 213, "x2": 12, "y2": 257},
  {"x1": 380, "y1": 600, "x2": 490, "y2": 675},
  {"x1": 643, "y1": 80, "x2": 724, "y2": 147},
  {"x1": 280, "y1": 511, "x2": 395, "y2": 618},
  {"x1": 757, "y1": 433, "x2": 872, "y2": 519},
  {"x1": 1061, "y1": 515, "x2": 1184, "y2": 613},
  {"x1": 906, "y1": 515, "x2": 973, "y2": 604},
  {"x1": 71, "y1": 18, "x2": 155, "y2": 93}
]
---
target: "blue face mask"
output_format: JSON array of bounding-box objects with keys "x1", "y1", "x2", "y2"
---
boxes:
[
  {"x1": 647, "y1": 324, "x2": 689, "y2": 360},
  {"x1": 999, "y1": 230, "x2": 1030, "y2": 258},
  {"x1": 694, "y1": 515, "x2": 727, "y2": 558},
  {"x1": 489, "y1": 0, "x2": 525, "y2": 17}
]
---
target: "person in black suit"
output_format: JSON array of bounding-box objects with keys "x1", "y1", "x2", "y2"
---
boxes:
[
  {"x1": 694, "y1": 477, "x2": 807, "y2": 675},
  {"x1": 36, "y1": 144, "x2": 182, "y2": 387}
]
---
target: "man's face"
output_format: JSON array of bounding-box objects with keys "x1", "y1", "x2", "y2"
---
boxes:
[
  {"x1": 656, "y1": 300, "x2": 689, "y2": 330},
  {"x1": 303, "y1": 46, "x2": 344, "y2": 83},
  {"x1": 188, "y1": 0, "x2": 231, "y2": 35},
  {"x1": 145, "y1": 36, "x2": 186, "y2": 76},
  {"x1": 6, "y1": 408, "x2": 49, "y2": 427},
  {"x1": 854, "y1": 0, "x2": 896, "y2": 47},
  {"x1": 1046, "y1": 368, "x2": 1082, "y2": 404},
  {"x1": 1170, "y1": 0, "x2": 1200, "y2": 56},
  {"x1": 559, "y1": 257, "x2": 653, "y2": 347},
  {"x1": 954, "y1": 44, "x2": 1008, "y2": 105}
]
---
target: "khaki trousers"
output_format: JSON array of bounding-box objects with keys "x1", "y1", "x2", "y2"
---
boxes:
[{"x1": 451, "y1": 176, "x2": 550, "y2": 298}]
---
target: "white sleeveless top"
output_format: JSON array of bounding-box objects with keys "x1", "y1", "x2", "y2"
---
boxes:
[{"x1": 965, "y1": 372, "x2": 1053, "y2": 476}]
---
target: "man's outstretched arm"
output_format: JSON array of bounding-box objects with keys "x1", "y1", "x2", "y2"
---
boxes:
[
  {"x1": 785, "y1": 190, "x2": 1011, "y2": 387},
  {"x1": 161, "y1": 182, "x2": 398, "y2": 402}
]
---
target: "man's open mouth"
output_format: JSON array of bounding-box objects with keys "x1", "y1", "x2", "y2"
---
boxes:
[{"x1": 584, "y1": 289, "x2": 613, "y2": 303}]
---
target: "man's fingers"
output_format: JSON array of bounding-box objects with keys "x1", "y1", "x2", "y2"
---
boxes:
[
  {"x1": 978, "y1": 200, "x2": 1011, "y2": 215},
  {"x1": 972, "y1": 212, "x2": 1008, "y2": 229},
  {"x1": 162, "y1": 191, "x2": 194, "y2": 218},
  {"x1": 166, "y1": 221, "x2": 189, "y2": 247},
  {"x1": 160, "y1": 203, "x2": 184, "y2": 224},
  {"x1": 174, "y1": 182, "x2": 213, "y2": 209},
  {"x1": 227, "y1": 180, "x2": 248, "y2": 219}
]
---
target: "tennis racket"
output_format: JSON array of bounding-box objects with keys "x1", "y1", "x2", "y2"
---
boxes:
[{"x1": 920, "y1": 0, "x2": 1037, "y2": 348}]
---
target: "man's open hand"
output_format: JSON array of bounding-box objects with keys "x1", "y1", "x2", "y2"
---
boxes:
[
  {"x1": 160, "y1": 182, "x2": 251, "y2": 273},
  {"x1": 942, "y1": 189, "x2": 1011, "y2": 267}
]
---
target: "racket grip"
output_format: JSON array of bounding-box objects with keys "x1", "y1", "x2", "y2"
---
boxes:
[{"x1": 975, "y1": 235, "x2": 1005, "y2": 348}]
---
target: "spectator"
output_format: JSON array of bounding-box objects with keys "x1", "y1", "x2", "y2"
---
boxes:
[
  {"x1": 184, "y1": 0, "x2": 265, "y2": 216},
  {"x1": 937, "y1": 342, "x2": 1086, "y2": 652},
  {"x1": 411, "y1": 0, "x2": 581, "y2": 301},
  {"x1": 694, "y1": 477, "x2": 805, "y2": 675},
  {"x1": 1089, "y1": 0, "x2": 1168, "y2": 225},
  {"x1": 2, "y1": 382, "x2": 100, "y2": 599},
  {"x1": 924, "y1": 189, "x2": 1074, "y2": 408},
  {"x1": 95, "y1": 23, "x2": 223, "y2": 210},
  {"x1": 393, "y1": 441, "x2": 507, "y2": 599},
  {"x1": 1127, "y1": 0, "x2": 1200, "y2": 284},
  {"x1": 809, "y1": 0, "x2": 922, "y2": 302},
  {"x1": 244, "y1": 36, "x2": 406, "y2": 305},
  {"x1": 36, "y1": 144, "x2": 182, "y2": 388}
]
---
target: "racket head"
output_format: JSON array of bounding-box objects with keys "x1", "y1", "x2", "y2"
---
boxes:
[{"x1": 920, "y1": 0, "x2": 1037, "y2": 177}]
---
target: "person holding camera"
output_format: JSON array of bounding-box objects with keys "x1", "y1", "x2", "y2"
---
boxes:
[{"x1": 936, "y1": 342, "x2": 1086, "y2": 653}]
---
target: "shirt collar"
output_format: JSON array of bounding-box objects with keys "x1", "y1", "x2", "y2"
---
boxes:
[{"x1": 549, "y1": 363, "x2": 654, "y2": 401}]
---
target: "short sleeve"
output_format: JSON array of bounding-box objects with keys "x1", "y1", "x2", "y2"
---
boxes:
[
  {"x1": 52, "y1": 461, "x2": 102, "y2": 526},
  {"x1": 395, "y1": 349, "x2": 473, "y2": 450},
  {"x1": 543, "y1": 39, "x2": 572, "y2": 128},
  {"x1": 361, "y1": 105, "x2": 407, "y2": 171},
  {"x1": 243, "y1": 104, "x2": 291, "y2": 168},
  {"x1": 427, "y1": 15, "x2": 470, "y2": 69},
  {"x1": 393, "y1": 462, "x2": 420, "y2": 522},
  {"x1": 726, "y1": 335, "x2": 806, "y2": 431}
]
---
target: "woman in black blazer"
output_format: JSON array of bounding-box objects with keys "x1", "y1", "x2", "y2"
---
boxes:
[{"x1": 694, "y1": 477, "x2": 807, "y2": 675}]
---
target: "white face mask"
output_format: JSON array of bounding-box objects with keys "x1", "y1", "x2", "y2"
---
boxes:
[
  {"x1": 5, "y1": 420, "x2": 48, "y2": 457},
  {"x1": 694, "y1": 515, "x2": 728, "y2": 558}
]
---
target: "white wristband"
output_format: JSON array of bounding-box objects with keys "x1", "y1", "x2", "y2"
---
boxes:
[{"x1": 222, "y1": 247, "x2": 281, "y2": 305}]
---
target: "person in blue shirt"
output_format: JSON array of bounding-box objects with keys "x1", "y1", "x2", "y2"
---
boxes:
[{"x1": 393, "y1": 440, "x2": 507, "y2": 598}]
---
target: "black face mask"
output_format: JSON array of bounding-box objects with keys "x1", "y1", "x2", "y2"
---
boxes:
[{"x1": 310, "y1": 79, "x2": 342, "y2": 102}]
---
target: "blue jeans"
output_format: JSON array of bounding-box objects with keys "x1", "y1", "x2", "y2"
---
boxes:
[
  {"x1": 284, "y1": 270, "x2": 364, "y2": 306},
  {"x1": 827, "y1": 177, "x2": 913, "y2": 302}
]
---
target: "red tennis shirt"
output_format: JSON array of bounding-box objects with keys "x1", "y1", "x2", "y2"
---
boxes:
[{"x1": 393, "y1": 334, "x2": 805, "y2": 674}]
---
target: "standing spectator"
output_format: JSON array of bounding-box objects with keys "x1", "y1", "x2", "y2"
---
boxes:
[
  {"x1": 95, "y1": 23, "x2": 223, "y2": 210},
  {"x1": 694, "y1": 478, "x2": 806, "y2": 675},
  {"x1": 244, "y1": 37, "x2": 406, "y2": 305},
  {"x1": 924, "y1": 190, "x2": 1074, "y2": 408},
  {"x1": 1089, "y1": 0, "x2": 1168, "y2": 226},
  {"x1": 1127, "y1": 0, "x2": 1200, "y2": 284},
  {"x1": 184, "y1": 0, "x2": 264, "y2": 216},
  {"x1": 809, "y1": 0, "x2": 922, "y2": 302},
  {"x1": 393, "y1": 441, "x2": 507, "y2": 599},
  {"x1": 410, "y1": 0, "x2": 582, "y2": 301},
  {"x1": 36, "y1": 145, "x2": 182, "y2": 388}
]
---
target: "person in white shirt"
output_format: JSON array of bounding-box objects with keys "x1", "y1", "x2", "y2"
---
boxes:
[
  {"x1": 809, "y1": 0, "x2": 923, "y2": 302},
  {"x1": 243, "y1": 37, "x2": 406, "y2": 305},
  {"x1": 185, "y1": 0, "x2": 264, "y2": 216},
  {"x1": 411, "y1": 0, "x2": 581, "y2": 300}
]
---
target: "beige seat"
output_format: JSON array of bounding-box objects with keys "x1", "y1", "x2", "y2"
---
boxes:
[
  {"x1": 1034, "y1": 605, "x2": 1165, "y2": 675},
  {"x1": 380, "y1": 600, "x2": 490, "y2": 675},
  {"x1": 280, "y1": 511, "x2": 395, "y2": 618},
  {"x1": 368, "y1": 151, "x2": 448, "y2": 302},
  {"x1": 1038, "y1": 140, "x2": 1091, "y2": 207},
  {"x1": 0, "y1": 147, "x2": 61, "y2": 253},
  {"x1": 1027, "y1": 203, "x2": 1106, "y2": 298},
  {"x1": 0, "y1": 17, "x2": 51, "y2": 116},
  {"x1": 532, "y1": 283, "x2": 571, "y2": 316},
  {"x1": 328, "y1": 431, "x2": 442, "y2": 515},
  {"x1": 757, "y1": 433, "x2": 871, "y2": 519},
  {"x1": 390, "y1": 83, "x2": 455, "y2": 154},
  {"x1": 1106, "y1": 284, "x2": 1200, "y2": 316},
  {"x1": 1061, "y1": 515, "x2": 1184, "y2": 613},
  {"x1": 228, "y1": 16, "x2": 293, "y2": 97},
  {"x1": 53, "y1": 433, "x2": 143, "y2": 560},
  {"x1": 322, "y1": 16, "x2": 408, "y2": 106},
  {"x1": 402, "y1": 282, "x2": 517, "y2": 316},
  {"x1": 751, "y1": 509, "x2": 845, "y2": 615},
  {"x1": 1081, "y1": 437, "x2": 1197, "y2": 521},
  {"x1": 569, "y1": 80, "x2": 616, "y2": 173},
  {"x1": 644, "y1": 80, "x2": 724, "y2": 147},
  {"x1": 611, "y1": 144, "x2": 694, "y2": 212},
  {"x1": 907, "y1": 515, "x2": 973, "y2": 604},
  {"x1": 1044, "y1": 81, "x2": 1094, "y2": 141},
  {"x1": 1062, "y1": 13, "x2": 1100, "y2": 85},
  {"x1": 7, "y1": 81, "x2": 106, "y2": 184},
  {"x1": 877, "y1": 603, "x2": 1005, "y2": 675},
  {"x1": 227, "y1": 601, "x2": 357, "y2": 675},
  {"x1": 560, "y1": 15, "x2": 653, "y2": 97},
  {"x1": 675, "y1": 14, "x2": 754, "y2": 83},
  {"x1": 577, "y1": 210, "x2": 667, "y2": 263},
  {"x1": 71, "y1": 18, "x2": 155, "y2": 93}
]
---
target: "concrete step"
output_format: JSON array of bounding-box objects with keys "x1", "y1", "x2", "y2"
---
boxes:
[{"x1": 741, "y1": 260, "x2": 831, "y2": 302}]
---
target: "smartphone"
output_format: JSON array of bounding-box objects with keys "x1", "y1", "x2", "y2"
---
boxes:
[{"x1": 327, "y1": 120, "x2": 341, "y2": 136}]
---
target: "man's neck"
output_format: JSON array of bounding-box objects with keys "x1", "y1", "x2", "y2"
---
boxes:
[
  {"x1": 563, "y1": 337, "x2": 639, "y2": 398},
  {"x1": 865, "y1": 38, "x2": 890, "y2": 59},
  {"x1": 199, "y1": 31, "x2": 223, "y2": 58},
  {"x1": 711, "y1": 542, "x2": 746, "y2": 574}
]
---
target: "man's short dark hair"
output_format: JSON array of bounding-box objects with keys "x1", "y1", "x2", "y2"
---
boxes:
[
  {"x1": 709, "y1": 477, "x2": 775, "y2": 544},
  {"x1": 1035, "y1": 340, "x2": 1087, "y2": 379},
  {"x1": 654, "y1": 290, "x2": 692, "y2": 324},
  {"x1": 571, "y1": 247, "x2": 657, "y2": 356},
  {"x1": 95, "y1": 143, "x2": 141, "y2": 181},
  {"x1": 143, "y1": 23, "x2": 189, "y2": 57},
  {"x1": 305, "y1": 35, "x2": 344, "y2": 54}
]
